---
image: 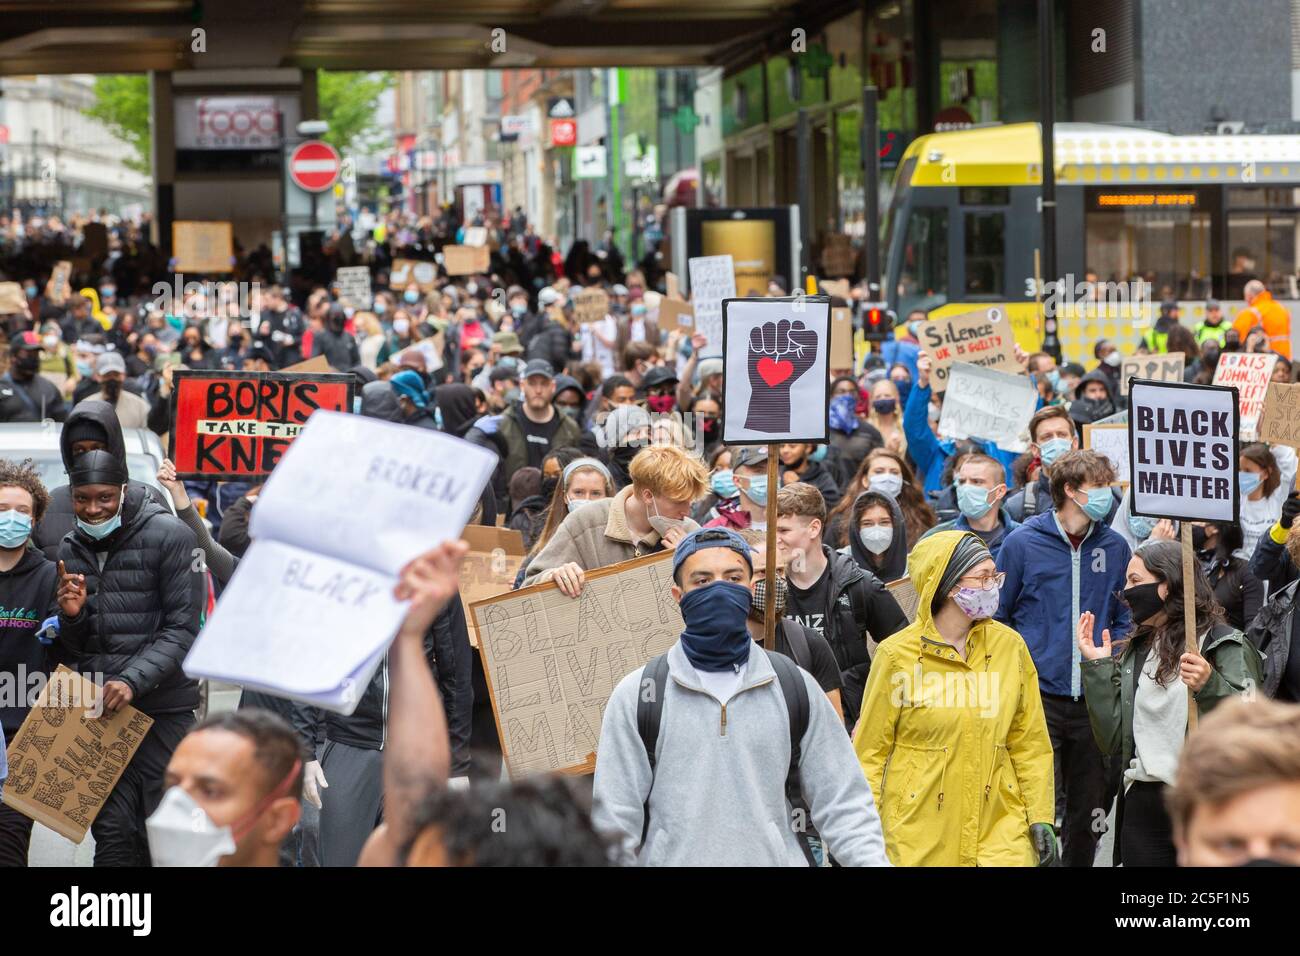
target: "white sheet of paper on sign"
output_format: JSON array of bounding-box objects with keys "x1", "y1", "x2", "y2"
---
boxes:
[
  {"x1": 183, "y1": 411, "x2": 496, "y2": 713},
  {"x1": 687, "y1": 254, "x2": 735, "y2": 360}
]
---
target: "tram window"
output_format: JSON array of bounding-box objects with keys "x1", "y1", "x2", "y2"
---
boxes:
[
  {"x1": 959, "y1": 187, "x2": 1009, "y2": 206},
  {"x1": 964, "y1": 212, "x2": 1004, "y2": 295},
  {"x1": 898, "y1": 207, "x2": 948, "y2": 306},
  {"x1": 1226, "y1": 189, "x2": 1299, "y2": 300},
  {"x1": 1085, "y1": 208, "x2": 1212, "y2": 301}
]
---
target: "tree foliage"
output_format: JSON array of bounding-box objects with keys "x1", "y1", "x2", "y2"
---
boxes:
[
  {"x1": 318, "y1": 71, "x2": 395, "y2": 155},
  {"x1": 83, "y1": 74, "x2": 152, "y2": 174}
]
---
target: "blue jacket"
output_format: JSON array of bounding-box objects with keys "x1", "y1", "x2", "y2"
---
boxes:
[
  {"x1": 903, "y1": 382, "x2": 1020, "y2": 496},
  {"x1": 995, "y1": 510, "x2": 1132, "y2": 697}
]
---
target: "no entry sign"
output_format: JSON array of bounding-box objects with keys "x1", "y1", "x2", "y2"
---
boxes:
[{"x1": 289, "y1": 140, "x2": 341, "y2": 192}]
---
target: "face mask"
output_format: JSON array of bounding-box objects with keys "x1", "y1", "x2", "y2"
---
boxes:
[
  {"x1": 1038, "y1": 437, "x2": 1072, "y2": 467},
  {"x1": 146, "y1": 786, "x2": 237, "y2": 867},
  {"x1": 750, "y1": 573, "x2": 788, "y2": 620},
  {"x1": 76, "y1": 489, "x2": 125, "y2": 540},
  {"x1": 702, "y1": 417, "x2": 719, "y2": 439},
  {"x1": 646, "y1": 394, "x2": 675, "y2": 414},
  {"x1": 24, "y1": 285, "x2": 37, "y2": 298},
  {"x1": 1103, "y1": 351, "x2": 1121, "y2": 367},
  {"x1": 632, "y1": 304, "x2": 647, "y2": 318},
  {"x1": 872, "y1": 398, "x2": 897, "y2": 416},
  {"x1": 810, "y1": 444, "x2": 828, "y2": 463},
  {"x1": 1045, "y1": 369, "x2": 1062, "y2": 393},
  {"x1": 739, "y1": 475, "x2": 768, "y2": 507},
  {"x1": 646, "y1": 497, "x2": 687, "y2": 537},
  {"x1": 1071, "y1": 486, "x2": 1113, "y2": 522},
  {"x1": 868, "y1": 473, "x2": 903, "y2": 499},
  {"x1": 12, "y1": 352, "x2": 39, "y2": 374},
  {"x1": 404, "y1": 290, "x2": 420, "y2": 304},
  {"x1": 374, "y1": 301, "x2": 387, "y2": 316},
  {"x1": 927, "y1": 402, "x2": 941, "y2": 424},
  {"x1": 76, "y1": 360, "x2": 93, "y2": 377},
  {"x1": 829, "y1": 394, "x2": 859, "y2": 433},
  {"x1": 907, "y1": 320, "x2": 921, "y2": 338},
  {"x1": 678, "y1": 581, "x2": 753, "y2": 672},
  {"x1": 558, "y1": 404, "x2": 580, "y2": 420},
  {"x1": 957, "y1": 482, "x2": 995, "y2": 520},
  {"x1": 466, "y1": 282, "x2": 479, "y2": 296},
  {"x1": 952, "y1": 585, "x2": 1001, "y2": 620},
  {"x1": 1123, "y1": 581, "x2": 1165, "y2": 625},
  {"x1": 100, "y1": 286, "x2": 115, "y2": 299},
  {"x1": 0, "y1": 510, "x2": 32, "y2": 549},
  {"x1": 567, "y1": 496, "x2": 595, "y2": 512},
  {"x1": 1239, "y1": 471, "x2": 1263, "y2": 496},
  {"x1": 512, "y1": 304, "x2": 527, "y2": 317},
  {"x1": 42, "y1": 334, "x2": 58, "y2": 350},
  {"x1": 540, "y1": 476, "x2": 559, "y2": 501},
  {"x1": 859, "y1": 525, "x2": 893, "y2": 555},
  {"x1": 1127, "y1": 514, "x2": 1158, "y2": 541},
  {"x1": 711, "y1": 469, "x2": 738, "y2": 499}
]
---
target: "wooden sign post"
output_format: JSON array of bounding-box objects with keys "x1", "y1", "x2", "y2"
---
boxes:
[
  {"x1": 1180, "y1": 522, "x2": 1199, "y2": 731},
  {"x1": 764, "y1": 445, "x2": 778, "y2": 651}
]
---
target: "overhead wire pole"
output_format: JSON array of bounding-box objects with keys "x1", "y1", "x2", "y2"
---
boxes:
[
  {"x1": 861, "y1": 86, "x2": 880, "y2": 299},
  {"x1": 797, "y1": 108, "x2": 812, "y2": 289},
  {"x1": 1038, "y1": 0, "x2": 1062, "y2": 363}
]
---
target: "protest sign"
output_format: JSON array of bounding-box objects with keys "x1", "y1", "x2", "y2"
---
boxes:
[
  {"x1": 169, "y1": 369, "x2": 354, "y2": 479},
  {"x1": 184, "y1": 412, "x2": 496, "y2": 712},
  {"x1": 665, "y1": 272, "x2": 682, "y2": 300},
  {"x1": 472, "y1": 551, "x2": 682, "y2": 777},
  {"x1": 937, "y1": 362, "x2": 1037, "y2": 452},
  {"x1": 886, "y1": 577, "x2": 919, "y2": 624},
  {"x1": 2, "y1": 666, "x2": 154, "y2": 843},
  {"x1": 460, "y1": 525, "x2": 526, "y2": 642},
  {"x1": 574, "y1": 288, "x2": 610, "y2": 324},
  {"x1": 688, "y1": 254, "x2": 735, "y2": 360},
  {"x1": 462, "y1": 226, "x2": 489, "y2": 247},
  {"x1": 1258, "y1": 381, "x2": 1300, "y2": 449},
  {"x1": 334, "y1": 266, "x2": 372, "y2": 310},
  {"x1": 657, "y1": 298, "x2": 693, "y2": 333},
  {"x1": 917, "y1": 307, "x2": 1019, "y2": 391},
  {"x1": 1128, "y1": 380, "x2": 1238, "y2": 523},
  {"x1": 442, "y1": 244, "x2": 490, "y2": 277},
  {"x1": 721, "y1": 296, "x2": 830, "y2": 445},
  {"x1": 172, "y1": 221, "x2": 234, "y2": 273},
  {"x1": 1119, "y1": 353, "x2": 1184, "y2": 396},
  {"x1": 280, "y1": 354, "x2": 332, "y2": 374},
  {"x1": 0, "y1": 282, "x2": 25, "y2": 315},
  {"x1": 1212, "y1": 352, "x2": 1278, "y2": 440},
  {"x1": 820, "y1": 236, "x2": 856, "y2": 277},
  {"x1": 395, "y1": 332, "x2": 446, "y2": 373},
  {"x1": 389, "y1": 258, "x2": 438, "y2": 292},
  {"x1": 1083, "y1": 423, "x2": 1131, "y2": 485},
  {"x1": 820, "y1": 278, "x2": 852, "y2": 300},
  {"x1": 48, "y1": 261, "x2": 72, "y2": 305},
  {"x1": 830, "y1": 307, "x2": 854, "y2": 370}
]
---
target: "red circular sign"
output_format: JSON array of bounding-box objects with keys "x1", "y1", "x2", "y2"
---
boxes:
[
  {"x1": 550, "y1": 118, "x2": 577, "y2": 148},
  {"x1": 289, "y1": 140, "x2": 342, "y2": 192}
]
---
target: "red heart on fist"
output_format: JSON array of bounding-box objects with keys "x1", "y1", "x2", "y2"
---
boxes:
[{"x1": 756, "y1": 356, "x2": 794, "y2": 387}]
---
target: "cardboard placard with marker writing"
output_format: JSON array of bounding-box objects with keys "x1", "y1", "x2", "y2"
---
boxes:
[
  {"x1": 1258, "y1": 381, "x2": 1300, "y2": 449},
  {"x1": 460, "y1": 525, "x2": 526, "y2": 647},
  {"x1": 917, "y1": 307, "x2": 1019, "y2": 391},
  {"x1": 574, "y1": 288, "x2": 611, "y2": 324},
  {"x1": 1119, "y1": 353, "x2": 1184, "y2": 396}
]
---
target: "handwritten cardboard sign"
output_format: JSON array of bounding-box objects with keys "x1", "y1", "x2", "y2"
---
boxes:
[
  {"x1": 820, "y1": 278, "x2": 852, "y2": 300},
  {"x1": 389, "y1": 258, "x2": 438, "y2": 292},
  {"x1": 169, "y1": 369, "x2": 354, "y2": 479},
  {"x1": 1120, "y1": 353, "x2": 1184, "y2": 396},
  {"x1": 0, "y1": 282, "x2": 26, "y2": 315},
  {"x1": 1083, "y1": 423, "x2": 1131, "y2": 485},
  {"x1": 1212, "y1": 352, "x2": 1278, "y2": 440},
  {"x1": 820, "y1": 237, "x2": 856, "y2": 278},
  {"x1": 462, "y1": 226, "x2": 489, "y2": 247},
  {"x1": 938, "y1": 362, "x2": 1037, "y2": 452},
  {"x1": 281, "y1": 354, "x2": 332, "y2": 374},
  {"x1": 442, "y1": 244, "x2": 490, "y2": 277},
  {"x1": 574, "y1": 288, "x2": 610, "y2": 324},
  {"x1": 1258, "y1": 381, "x2": 1300, "y2": 449},
  {"x1": 460, "y1": 525, "x2": 526, "y2": 644},
  {"x1": 172, "y1": 220, "x2": 234, "y2": 274},
  {"x1": 2, "y1": 666, "x2": 154, "y2": 843},
  {"x1": 917, "y1": 307, "x2": 1018, "y2": 391},
  {"x1": 830, "y1": 307, "x2": 854, "y2": 370},
  {"x1": 471, "y1": 551, "x2": 683, "y2": 777},
  {"x1": 334, "y1": 266, "x2": 372, "y2": 310},
  {"x1": 657, "y1": 298, "x2": 694, "y2": 333},
  {"x1": 688, "y1": 255, "x2": 735, "y2": 360}
]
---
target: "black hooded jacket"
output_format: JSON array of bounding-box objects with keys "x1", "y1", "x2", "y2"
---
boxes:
[
  {"x1": 434, "y1": 384, "x2": 479, "y2": 437},
  {"x1": 34, "y1": 400, "x2": 172, "y2": 561},
  {"x1": 55, "y1": 484, "x2": 202, "y2": 716},
  {"x1": 1068, "y1": 369, "x2": 1117, "y2": 427},
  {"x1": 846, "y1": 489, "x2": 909, "y2": 583},
  {"x1": 0, "y1": 547, "x2": 59, "y2": 736}
]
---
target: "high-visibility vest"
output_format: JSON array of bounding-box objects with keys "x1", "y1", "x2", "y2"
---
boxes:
[{"x1": 1194, "y1": 321, "x2": 1228, "y2": 346}]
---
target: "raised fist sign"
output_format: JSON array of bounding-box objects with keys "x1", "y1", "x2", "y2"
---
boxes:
[{"x1": 745, "y1": 318, "x2": 818, "y2": 433}]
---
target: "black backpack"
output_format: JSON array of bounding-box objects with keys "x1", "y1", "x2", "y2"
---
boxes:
[{"x1": 635, "y1": 646, "x2": 817, "y2": 865}]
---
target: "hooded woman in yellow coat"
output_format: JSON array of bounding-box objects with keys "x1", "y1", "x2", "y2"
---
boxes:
[{"x1": 852, "y1": 531, "x2": 1056, "y2": 866}]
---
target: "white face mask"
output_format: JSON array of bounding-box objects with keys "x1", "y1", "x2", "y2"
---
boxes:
[
  {"x1": 645, "y1": 496, "x2": 686, "y2": 537},
  {"x1": 146, "y1": 786, "x2": 237, "y2": 867},
  {"x1": 567, "y1": 496, "x2": 594, "y2": 513},
  {"x1": 868, "y1": 473, "x2": 904, "y2": 499},
  {"x1": 859, "y1": 525, "x2": 893, "y2": 555},
  {"x1": 1103, "y1": 351, "x2": 1121, "y2": 367}
]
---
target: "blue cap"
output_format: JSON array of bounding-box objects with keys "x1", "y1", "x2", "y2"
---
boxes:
[{"x1": 671, "y1": 527, "x2": 754, "y2": 581}]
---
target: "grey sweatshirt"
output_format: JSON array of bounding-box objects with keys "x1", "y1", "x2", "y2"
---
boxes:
[{"x1": 592, "y1": 640, "x2": 891, "y2": 867}]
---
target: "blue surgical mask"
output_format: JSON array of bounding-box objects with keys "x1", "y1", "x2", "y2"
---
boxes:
[
  {"x1": 0, "y1": 510, "x2": 32, "y2": 549},
  {"x1": 1239, "y1": 471, "x2": 1263, "y2": 496},
  {"x1": 740, "y1": 475, "x2": 768, "y2": 507},
  {"x1": 1046, "y1": 369, "x2": 1062, "y2": 393},
  {"x1": 711, "y1": 469, "x2": 738, "y2": 500},
  {"x1": 404, "y1": 290, "x2": 420, "y2": 304},
  {"x1": 374, "y1": 301, "x2": 387, "y2": 316},
  {"x1": 677, "y1": 581, "x2": 753, "y2": 672},
  {"x1": 24, "y1": 285, "x2": 37, "y2": 298},
  {"x1": 512, "y1": 304, "x2": 527, "y2": 317},
  {"x1": 1038, "y1": 437, "x2": 1072, "y2": 467},
  {"x1": 957, "y1": 482, "x2": 995, "y2": 520},
  {"x1": 77, "y1": 510, "x2": 122, "y2": 540},
  {"x1": 1073, "y1": 487, "x2": 1113, "y2": 523},
  {"x1": 810, "y1": 444, "x2": 828, "y2": 463},
  {"x1": 76, "y1": 360, "x2": 93, "y2": 378},
  {"x1": 1127, "y1": 513, "x2": 1158, "y2": 541}
]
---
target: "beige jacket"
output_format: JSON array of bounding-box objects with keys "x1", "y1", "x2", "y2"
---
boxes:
[{"x1": 523, "y1": 485, "x2": 699, "y2": 585}]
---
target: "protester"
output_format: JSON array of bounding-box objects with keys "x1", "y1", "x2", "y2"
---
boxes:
[
  {"x1": 599, "y1": 402, "x2": 651, "y2": 489},
  {"x1": 854, "y1": 531, "x2": 1056, "y2": 866},
  {"x1": 590, "y1": 527, "x2": 890, "y2": 866},
  {"x1": 75, "y1": 350, "x2": 149, "y2": 429},
  {"x1": 704, "y1": 445, "x2": 770, "y2": 531},
  {"x1": 1192, "y1": 521, "x2": 1263, "y2": 632},
  {"x1": 1078, "y1": 540, "x2": 1263, "y2": 866},
  {"x1": 0, "y1": 331, "x2": 66, "y2": 422},
  {"x1": 1004, "y1": 405, "x2": 1118, "y2": 524},
  {"x1": 518, "y1": 455, "x2": 614, "y2": 583},
  {"x1": 1109, "y1": 487, "x2": 1177, "y2": 552},
  {"x1": 1237, "y1": 441, "x2": 1297, "y2": 561},
  {"x1": 778, "y1": 442, "x2": 842, "y2": 509},
  {"x1": 995, "y1": 449, "x2": 1132, "y2": 867},
  {"x1": 828, "y1": 376, "x2": 881, "y2": 487},
  {"x1": 864, "y1": 377, "x2": 906, "y2": 455},
  {"x1": 840, "y1": 488, "x2": 909, "y2": 583},
  {"x1": 829, "y1": 448, "x2": 935, "y2": 548},
  {"x1": 1067, "y1": 370, "x2": 1117, "y2": 428},
  {"x1": 488, "y1": 359, "x2": 584, "y2": 511}
]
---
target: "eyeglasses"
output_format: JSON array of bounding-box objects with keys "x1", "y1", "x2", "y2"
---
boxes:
[{"x1": 958, "y1": 571, "x2": 1006, "y2": 592}]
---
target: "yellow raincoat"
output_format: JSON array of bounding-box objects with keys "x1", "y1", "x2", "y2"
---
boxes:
[{"x1": 852, "y1": 531, "x2": 1054, "y2": 866}]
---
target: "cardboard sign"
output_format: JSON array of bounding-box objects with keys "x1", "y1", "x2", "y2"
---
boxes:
[
  {"x1": 0, "y1": 282, "x2": 26, "y2": 315},
  {"x1": 574, "y1": 288, "x2": 610, "y2": 324},
  {"x1": 471, "y1": 551, "x2": 683, "y2": 777},
  {"x1": 917, "y1": 306, "x2": 1018, "y2": 391},
  {"x1": 48, "y1": 261, "x2": 72, "y2": 305},
  {"x1": 2, "y1": 666, "x2": 154, "y2": 843},
  {"x1": 1258, "y1": 381, "x2": 1300, "y2": 449},
  {"x1": 657, "y1": 298, "x2": 694, "y2": 333},
  {"x1": 1083, "y1": 423, "x2": 1131, "y2": 485},
  {"x1": 1212, "y1": 352, "x2": 1279, "y2": 440},
  {"x1": 820, "y1": 278, "x2": 852, "y2": 300},
  {"x1": 442, "y1": 244, "x2": 490, "y2": 277},
  {"x1": 830, "y1": 307, "x2": 854, "y2": 370},
  {"x1": 665, "y1": 272, "x2": 682, "y2": 300},
  {"x1": 1129, "y1": 380, "x2": 1238, "y2": 523},
  {"x1": 280, "y1": 354, "x2": 332, "y2": 374},
  {"x1": 169, "y1": 370, "x2": 354, "y2": 479},
  {"x1": 721, "y1": 296, "x2": 831, "y2": 445},
  {"x1": 688, "y1": 255, "x2": 736, "y2": 360},
  {"x1": 172, "y1": 221, "x2": 234, "y2": 274},
  {"x1": 389, "y1": 258, "x2": 438, "y2": 292},
  {"x1": 938, "y1": 362, "x2": 1037, "y2": 452},
  {"x1": 460, "y1": 525, "x2": 526, "y2": 642},
  {"x1": 334, "y1": 266, "x2": 372, "y2": 310},
  {"x1": 1120, "y1": 353, "x2": 1184, "y2": 396},
  {"x1": 886, "y1": 577, "x2": 919, "y2": 624},
  {"x1": 820, "y1": 237, "x2": 856, "y2": 278}
]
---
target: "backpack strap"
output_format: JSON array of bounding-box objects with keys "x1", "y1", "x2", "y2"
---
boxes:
[
  {"x1": 636, "y1": 653, "x2": 670, "y2": 849},
  {"x1": 779, "y1": 618, "x2": 813, "y2": 673},
  {"x1": 1024, "y1": 480, "x2": 1038, "y2": 518},
  {"x1": 765, "y1": 649, "x2": 817, "y2": 866}
]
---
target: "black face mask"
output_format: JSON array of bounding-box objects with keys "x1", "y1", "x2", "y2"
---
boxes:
[
  {"x1": 540, "y1": 475, "x2": 559, "y2": 501},
  {"x1": 610, "y1": 445, "x2": 637, "y2": 469},
  {"x1": 11, "y1": 352, "x2": 39, "y2": 376},
  {"x1": 1123, "y1": 581, "x2": 1165, "y2": 625},
  {"x1": 102, "y1": 378, "x2": 123, "y2": 404}
]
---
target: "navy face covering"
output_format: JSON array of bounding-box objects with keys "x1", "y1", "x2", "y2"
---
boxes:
[{"x1": 678, "y1": 581, "x2": 754, "y2": 672}]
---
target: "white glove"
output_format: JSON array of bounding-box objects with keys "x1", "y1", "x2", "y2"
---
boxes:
[{"x1": 303, "y1": 760, "x2": 328, "y2": 809}]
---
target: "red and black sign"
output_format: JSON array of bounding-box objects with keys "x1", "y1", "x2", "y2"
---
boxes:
[{"x1": 169, "y1": 370, "x2": 354, "y2": 479}]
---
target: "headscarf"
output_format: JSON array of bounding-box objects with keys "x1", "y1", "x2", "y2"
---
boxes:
[
  {"x1": 933, "y1": 533, "x2": 993, "y2": 605},
  {"x1": 390, "y1": 369, "x2": 429, "y2": 409}
]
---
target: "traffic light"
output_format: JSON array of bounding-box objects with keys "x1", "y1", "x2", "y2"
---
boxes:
[{"x1": 861, "y1": 302, "x2": 896, "y2": 342}]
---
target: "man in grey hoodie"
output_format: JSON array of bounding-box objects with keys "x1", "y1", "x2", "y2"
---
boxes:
[{"x1": 592, "y1": 527, "x2": 890, "y2": 866}]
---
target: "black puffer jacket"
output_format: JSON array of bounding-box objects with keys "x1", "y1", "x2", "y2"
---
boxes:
[
  {"x1": 525, "y1": 319, "x2": 573, "y2": 373},
  {"x1": 56, "y1": 485, "x2": 202, "y2": 716}
]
